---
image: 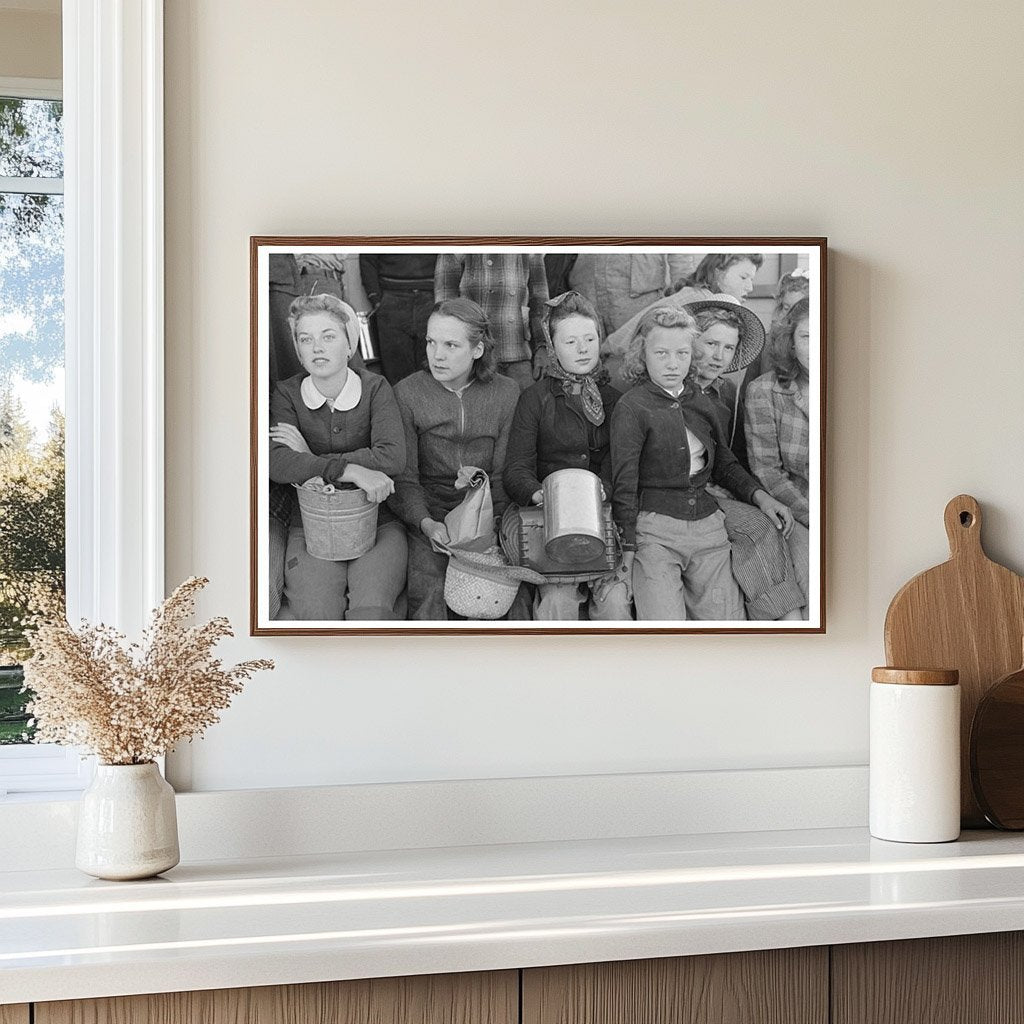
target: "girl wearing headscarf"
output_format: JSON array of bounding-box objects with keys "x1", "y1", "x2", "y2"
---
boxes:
[{"x1": 504, "y1": 291, "x2": 631, "y2": 620}]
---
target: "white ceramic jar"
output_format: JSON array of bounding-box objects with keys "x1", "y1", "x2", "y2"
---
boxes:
[
  {"x1": 76, "y1": 762, "x2": 180, "y2": 880},
  {"x1": 870, "y1": 667, "x2": 961, "y2": 843}
]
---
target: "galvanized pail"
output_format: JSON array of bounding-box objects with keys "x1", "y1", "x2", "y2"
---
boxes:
[{"x1": 295, "y1": 485, "x2": 377, "y2": 561}]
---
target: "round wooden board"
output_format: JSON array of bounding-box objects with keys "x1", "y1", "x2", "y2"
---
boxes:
[{"x1": 970, "y1": 664, "x2": 1024, "y2": 829}]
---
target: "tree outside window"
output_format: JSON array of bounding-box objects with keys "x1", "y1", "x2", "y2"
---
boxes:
[{"x1": 0, "y1": 94, "x2": 65, "y2": 744}]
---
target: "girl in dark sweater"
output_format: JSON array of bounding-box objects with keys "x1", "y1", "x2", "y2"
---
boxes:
[
  {"x1": 610, "y1": 306, "x2": 793, "y2": 622},
  {"x1": 389, "y1": 298, "x2": 522, "y2": 620},
  {"x1": 504, "y1": 291, "x2": 631, "y2": 620},
  {"x1": 269, "y1": 294, "x2": 407, "y2": 621}
]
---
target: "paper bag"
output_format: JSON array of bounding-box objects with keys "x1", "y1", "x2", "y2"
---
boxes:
[{"x1": 442, "y1": 466, "x2": 494, "y2": 553}]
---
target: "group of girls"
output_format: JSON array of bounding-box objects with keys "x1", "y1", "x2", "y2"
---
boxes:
[{"x1": 268, "y1": 253, "x2": 813, "y2": 621}]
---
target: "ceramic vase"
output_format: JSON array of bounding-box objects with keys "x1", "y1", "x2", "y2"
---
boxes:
[{"x1": 76, "y1": 762, "x2": 180, "y2": 880}]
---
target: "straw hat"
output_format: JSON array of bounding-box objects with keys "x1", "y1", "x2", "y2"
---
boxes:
[
  {"x1": 683, "y1": 299, "x2": 766, "y2": 374},
  {"x1": 443, "y1": 545, "x2": 546, "y2": 620}
]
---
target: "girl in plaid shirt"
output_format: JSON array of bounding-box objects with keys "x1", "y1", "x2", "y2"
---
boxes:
[
  {"x1": 434, "y1": 253, "x2": 549, "y2": 391},
  {"x1": 744, "y1": 297, "x2": 812, "y2": 610}
]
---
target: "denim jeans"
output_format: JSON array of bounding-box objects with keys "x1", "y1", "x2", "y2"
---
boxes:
[
  {"x1": 498, "y1": 359, "x2": 536, "y2": 392},
  {"x1": 406, "y1": 531, "x2": 450, "y2": 620},
  {"x1": 534, "y1": 580, "x2": 632, "y2": 621},
  {"x1": 375, "y1": 288, "x2": 435, "y2": 384},
  {"x1": 269, "y1": 514, "x2": 288, "y2": 619},
  {"x1": 281, "y1": 519, "x2": 407, "y2": 620},
  {"x1": 633, "y1": 509, "x2": 746, "y2": 621},
  {"x1": 787, "y1": 521, "x2": 810, "y2": 615},
  {"x1": 714, "y1": 495, "x2": 804, "y2": 620},
  {"x1": 407, "y1": 530, "x2": 532, "y2": 621}
]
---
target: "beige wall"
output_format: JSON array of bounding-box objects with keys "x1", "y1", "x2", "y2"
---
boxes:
[
  {"x1": 0, "y1": 9, "x2": 60, "y2": 80},
  {"x1": 164, "y1": 0, "x2": 1024, "y2": 790}
]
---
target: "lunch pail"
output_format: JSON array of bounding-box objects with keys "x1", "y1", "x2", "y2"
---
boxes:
[{"x1": 542, "y1": 468, "x2": 606, "y2": 563}]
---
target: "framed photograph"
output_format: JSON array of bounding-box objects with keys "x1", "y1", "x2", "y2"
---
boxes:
[{"x1": 250, "y1": 237, "x2": 826, "y2": 635}]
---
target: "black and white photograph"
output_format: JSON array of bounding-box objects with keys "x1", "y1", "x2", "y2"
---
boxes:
[{"x1": 250, "y1": 239, "x2": 826, "y2": 635}]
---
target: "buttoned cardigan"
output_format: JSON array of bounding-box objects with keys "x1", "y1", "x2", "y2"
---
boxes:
[
  {"x1": 610, "y1": 379, "x2": 762, "y2": 550},
  {"x1": 268, "y1": 369, "x2": 406, "y2": 487}
]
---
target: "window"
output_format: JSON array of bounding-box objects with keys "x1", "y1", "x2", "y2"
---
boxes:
[
  {"x1": 0, "y1": 87, "x2": 65, "y2": 717},
  {"x1": 1, "y1": 7, "x2": 167, "y2": 797},
  {"x1": 0, "y1": 79, "x2": 84, "y2": 795}
]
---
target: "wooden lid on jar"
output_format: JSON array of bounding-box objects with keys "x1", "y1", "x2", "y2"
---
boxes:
[{"x1": 871, "y1": 667, "x2": 960, "y2": 686}]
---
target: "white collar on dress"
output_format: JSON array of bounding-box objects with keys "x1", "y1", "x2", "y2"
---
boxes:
[{"x1": 300, "y1": 370, "x2": 362, "y2": 412}]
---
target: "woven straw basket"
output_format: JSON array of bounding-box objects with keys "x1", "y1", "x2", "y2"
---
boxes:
[{"x1": 444, "y1": 546, "x2": 520, "y2": 619}]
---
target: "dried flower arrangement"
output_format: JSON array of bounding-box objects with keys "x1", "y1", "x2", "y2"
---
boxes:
[{"x1": 22, "y1": 577, "x2": 273, "y2": 765}]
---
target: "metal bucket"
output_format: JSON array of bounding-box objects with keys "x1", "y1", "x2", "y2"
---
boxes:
[
  {"x1": 542, "y1": 469, "x2": 605, "y2": 563},
  {"x1": 295, "y1": 484, "x2": 378, "y2": 561}
]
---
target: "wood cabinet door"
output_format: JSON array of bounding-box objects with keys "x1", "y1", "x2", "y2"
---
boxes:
[
  {"x1": 523, "y1": 948, "x2": 828, "y2": 1024},
  {"x1": 0, "y1": 1007, "x2": 30, "y2": 1024},
  {"x1": 35, "y1": 971, "x2": 518, "y2": 1024},
  {"x1": 832, "y1": 932, "x2": 1024, "y2": 1024}
]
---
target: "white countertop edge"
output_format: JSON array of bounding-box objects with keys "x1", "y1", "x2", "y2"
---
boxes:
[
  {"x1": 6, "y1": 826, "x2": 1024, "y2": 1005},
  {"x1": 10, "y1": 901, "x2": 1024, "y2": 1005}
]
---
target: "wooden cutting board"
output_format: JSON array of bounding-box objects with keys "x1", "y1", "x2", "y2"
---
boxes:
[{"x1": 884, "y1": 494, "x2": 1024, "y2": 827}]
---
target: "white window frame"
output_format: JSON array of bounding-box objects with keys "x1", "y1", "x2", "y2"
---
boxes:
[
  {"x1": 0, "y1": 76, "x2": 64, "y2": 192},
  {"x1": 0, "y1": 0, "x2": 164, "y2": 797}
]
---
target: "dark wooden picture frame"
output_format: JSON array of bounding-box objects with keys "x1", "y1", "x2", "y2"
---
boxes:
[{"x1": 250, "y1": 237, "x2": 827, "y2": 635}]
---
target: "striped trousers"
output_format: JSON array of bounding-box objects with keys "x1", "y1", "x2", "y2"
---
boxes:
[{"x1": 715, "y1": 496, "x2": 805, "y2": 620}]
